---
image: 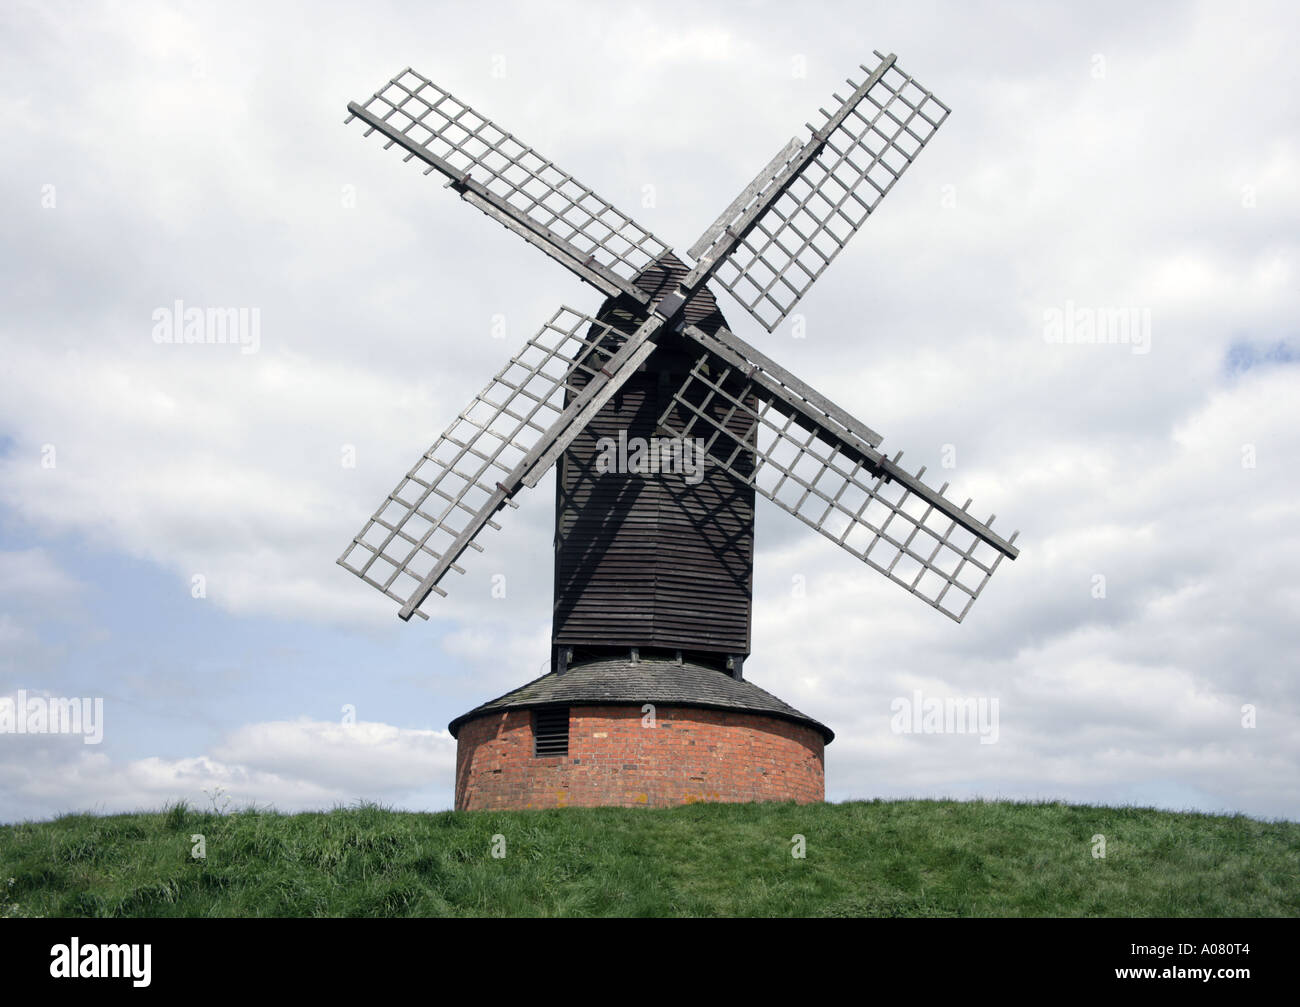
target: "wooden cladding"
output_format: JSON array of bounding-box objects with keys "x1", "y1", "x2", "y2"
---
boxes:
[{"x1": 552, "y1": 255, "x2": 756, "y2": 656}]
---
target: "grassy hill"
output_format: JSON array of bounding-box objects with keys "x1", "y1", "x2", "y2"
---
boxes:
[{"x1": 2, "y1": 798, "x2": 1296, "y2": 917}]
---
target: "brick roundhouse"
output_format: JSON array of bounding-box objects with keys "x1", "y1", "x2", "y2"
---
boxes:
[
  {"x1": 449, "y1": 255, "x2": 833, "y2": 810},
  {"x1": 451, "y1": 657, "x2": 832, "y2": 810}
]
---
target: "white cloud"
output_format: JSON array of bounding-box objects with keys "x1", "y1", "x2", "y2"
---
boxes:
[
  {"x1": 212, "y1": 717, "x2": 456, "y2": 792},
  {"x1": 0, "y1": 717, "x2": 456, "y2": 821}
]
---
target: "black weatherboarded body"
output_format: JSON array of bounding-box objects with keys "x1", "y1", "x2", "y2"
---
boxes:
[{"x1": 553, "y1": 254, "x2": 755, "y2": 666}]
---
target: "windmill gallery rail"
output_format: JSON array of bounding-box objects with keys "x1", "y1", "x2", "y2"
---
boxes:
[{"x1": 337, "y1": 52, "x2": 1020, "y2": 810}]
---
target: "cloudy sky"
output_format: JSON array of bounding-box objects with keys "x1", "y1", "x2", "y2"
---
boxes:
[{"x1": 2, "y1": 0, "x2": 1296, "y2": 823}]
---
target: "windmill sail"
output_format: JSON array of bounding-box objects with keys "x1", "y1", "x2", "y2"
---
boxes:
[
  {"x1": 347, "y1": 69, "x2": 670, "y2": 300},
  {"x1": 338, "y1": 307, "x2": 627, "y2": 620},
  {"x1": 659, "y1": 323, "x2": 1018, "y2": 623},
  {"x1": 340, "y1": 56, "x2": 1018, "y2": 626},
  {"x1": 693, "y1": 52, "x2": 951, "y2": 332}
]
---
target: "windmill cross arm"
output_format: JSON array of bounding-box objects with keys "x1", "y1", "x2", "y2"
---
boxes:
[
  {"x1": 458, "y1": 183, "x2": 638, "y2": 304},
  {"x1": 813, "y1": 430, "x2": 1019, "y2": 563},
  {"x1": 871, "y1": 453, "x2": 1020, "y2": 561},
  {"x1": 679, "y1": 323, "x2": 1019, "y2": 563},
  {"x1": 699, "y1": 53, "x2": 951, "y2": 333},
  {"x1": 687, "y1": 136, "x2": 803, "y2": 262},
  {"x1": 657, "y1": 332, "x2": 1019, "y2": 621},
  {"x1": 337, "y1": 304, "x2": 662, "y2": 623},
  {"x1": 347, "y1": 101, "x2": 649, "y2": 307},
  {"x1": 519, "y1": 313, "x2": 667, "y2": 487},
  {"x1": 681, "y1": 322, "x2": 884, "y2": 451},
  {"x1": 393, "y1": 309, "x2": 669, "y2": 618},
  {"x1": 685, "y1": 54, "x2": 898, "y2": 278}
]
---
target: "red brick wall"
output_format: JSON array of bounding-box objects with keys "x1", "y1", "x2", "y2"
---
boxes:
[{"x1": 454, "y1": 705, "x2": 825, "y2": 810}]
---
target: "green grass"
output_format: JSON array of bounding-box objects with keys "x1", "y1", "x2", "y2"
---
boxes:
[{"x1": 1, "y1": 799, "x2": 1296, "y2": 917}]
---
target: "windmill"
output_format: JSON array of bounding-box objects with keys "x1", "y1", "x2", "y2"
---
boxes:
[{"x1": 338, "y1": 53, "x2": 1020, "y2": 810}]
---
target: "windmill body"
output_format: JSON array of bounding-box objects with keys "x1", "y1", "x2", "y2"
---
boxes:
[
  {"x1": 552, "y1": 253, "x2": 754, "y2": 664},
  {"x1": 338, "y1": 55, "x2": 1020, "y2": 809}
]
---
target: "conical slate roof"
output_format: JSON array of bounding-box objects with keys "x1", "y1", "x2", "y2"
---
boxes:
[{"x1": 448, "y1": 657, "x2": 833, "y2": 743}]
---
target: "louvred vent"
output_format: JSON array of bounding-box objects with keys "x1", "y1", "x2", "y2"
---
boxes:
[{"x1": 532, "y1": 707, "x2": 569, "y2": 757}]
